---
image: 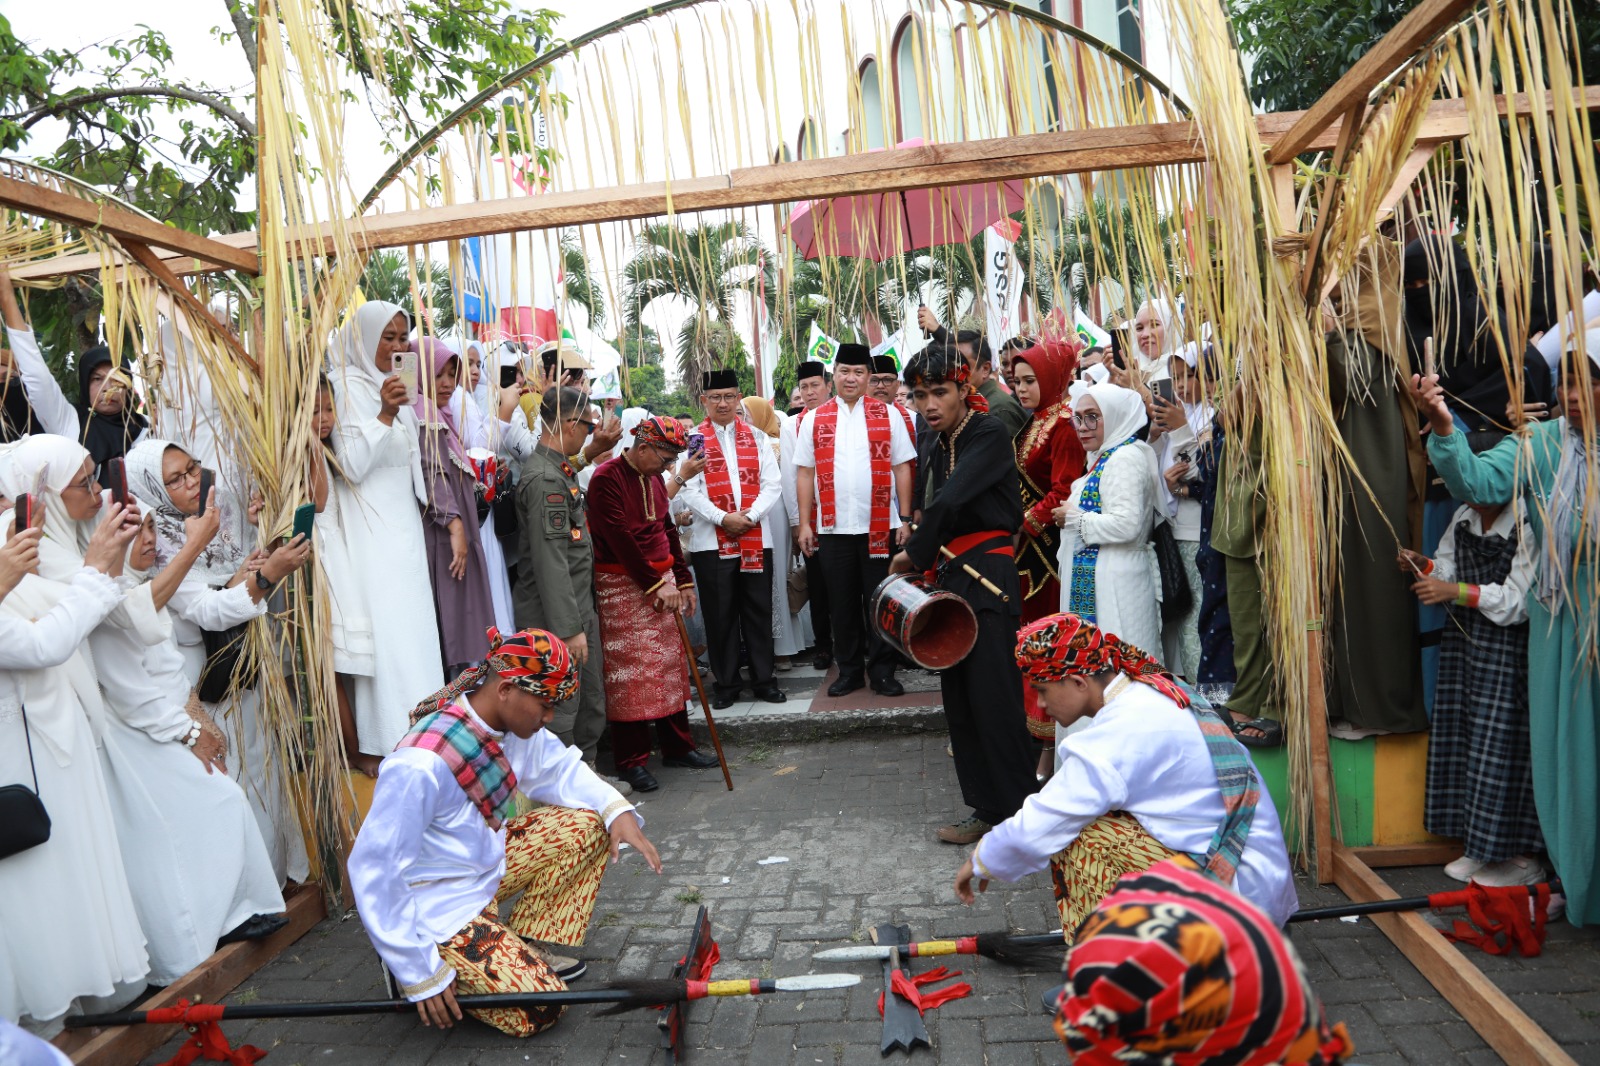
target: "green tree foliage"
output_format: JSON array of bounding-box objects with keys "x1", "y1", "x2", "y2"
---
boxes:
[
  {"x1": 361, "y1": 250, "x2": 456, "y2": 333},
  {"x1": 560, "y1": 233, "x2": 606, "y2": 331}
]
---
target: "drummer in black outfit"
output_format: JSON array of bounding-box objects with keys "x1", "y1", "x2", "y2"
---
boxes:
[{"x1": 891, "y1": 342, "x2": 1039, "y2": 846}]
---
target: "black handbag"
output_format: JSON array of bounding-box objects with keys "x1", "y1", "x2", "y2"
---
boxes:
[
  {"x1": 1151, "y1": 520, "x2": 1194, "y2": 624},
  {"x1": 0, "y1": 703, "x2": 52, "y2": 860},
  {"x1": 198, "y1": 620, "x2": 258, "y2": 704}
]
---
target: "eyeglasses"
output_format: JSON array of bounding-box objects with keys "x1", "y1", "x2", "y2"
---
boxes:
[
  {"x1": 869, "y1": 376, "x2": 899, "y2": 386},
  {"x1": 704, "y1": 392, "x2": 741, "y2": 406},
  {"x1": 1071, "y1": 412, "x2": 1103, "y2": 429},
  {"x1": 63, "y1": 473, "x2": 101, "y2": 495},
  {"x1": 163, "y1": 459, "x2": 202, "y2": 490},
  {"x1": 572, "y1": 419, "x2": 597, "y2": 432}
]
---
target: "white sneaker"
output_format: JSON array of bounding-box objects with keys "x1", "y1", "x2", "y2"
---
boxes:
[
  {"x1": 1472, "y1": 855, "x2": 1543, "y2": 887},
  {"x1": 1444, "y1": 855, "x2": 1487, "y2": 883}
]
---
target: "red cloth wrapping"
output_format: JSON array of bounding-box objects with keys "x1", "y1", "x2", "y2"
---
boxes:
[
  {"x1": 875, "y1": 966, "x2": 973, "y2": 1016},
  {"x1": 147, "y1": 999, "x2": 266, "y2": 1066}
]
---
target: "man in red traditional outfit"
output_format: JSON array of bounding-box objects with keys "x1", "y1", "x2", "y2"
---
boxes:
[
  {"x1": 795, "y1": 343, "x2": 917, "y2": 697},
  {"x1": 587, "y1": 415, "x2": 719, "y2": 793},
  {"x1": 678, "y1": 369, "x2": 785, "y2": 708}
]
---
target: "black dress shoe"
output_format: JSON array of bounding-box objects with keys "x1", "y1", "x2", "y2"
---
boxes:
[
  {"x1": 663, "y1": 749, "x2": 721, "y2": 770},
  {"x1": 811, "y1": 651, "x2": 833, "y2": 669},
  {"x1": 218, "y1": 912, "x2": 289, "y2": 946},
  {"x1": 711, "y1": 692, "x2": 736, "y2": 710},
  {"x1": 752, "y1": 685, "x2": 788, "y2": 703},
  {"x1": 616, "y1": 766, "x2": 660, "y2": 792},
  {"x1": 827, "y1": 673, "x2": 865, "y2": 697},
  {"x1": 871, "y1": 677, "x2": 905, "y2": 697}
]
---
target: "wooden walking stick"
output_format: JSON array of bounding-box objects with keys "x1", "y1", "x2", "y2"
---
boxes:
[{"x1": 674, "y1": 609, "x2": 734, "y2": 791}]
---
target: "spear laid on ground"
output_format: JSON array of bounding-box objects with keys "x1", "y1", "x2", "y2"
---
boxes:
[
  {"x1": 817, "y1": 881, "x2": 1563, "y2": 967},
  {"x1": 64, "y1": 974, "x2": 863, "y2": 1028}
]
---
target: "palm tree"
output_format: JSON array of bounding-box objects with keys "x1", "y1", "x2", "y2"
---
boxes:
[
  {"x1": 361, "y1": 250, "x2": 457, "y2": 332},
  {"x1": 620, "y1": 221, "x2": 772, "y2": 401},
  {"x1": 559, "y1": 232, "x2": 606, "y2": 330},
  {"x1": 1050, "y1": 197, "x2": 1176, "y2": 318}
]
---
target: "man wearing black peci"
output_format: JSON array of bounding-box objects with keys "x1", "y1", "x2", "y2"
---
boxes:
[{"x1": 892, "y1": 342, "x2": 1038, "y2": 845}]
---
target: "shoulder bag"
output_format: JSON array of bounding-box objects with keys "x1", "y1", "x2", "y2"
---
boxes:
[{"x1": 0, "y1": 703, "x2": 52, "y2": 860}]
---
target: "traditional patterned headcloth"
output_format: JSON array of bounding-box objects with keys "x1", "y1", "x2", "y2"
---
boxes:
[
  {"x1": 399, "y1": 628, "x2": 579, "y2": 829},
  {"x1": 1017, "y1": 613, "x2": 1262, "y2": 885},
  {"x1": 903, "y1": 343, "x2": 989, "y2": 413},
  {"x1": 631, "y1": 414, "x2": 690, "y2": 453},
  {"x1": 1057, "y1": 858, "x2": 1352, "y2": 1066}
]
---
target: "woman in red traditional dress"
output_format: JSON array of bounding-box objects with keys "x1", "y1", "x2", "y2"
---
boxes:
[{"x1": 1010, "y1": 340, "x2": 1086, "y2": 774}]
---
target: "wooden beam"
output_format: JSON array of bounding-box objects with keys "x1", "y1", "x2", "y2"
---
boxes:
[
  {"x1": 1266, "y1": 0, "x2": 1477, "y2": 164},
  {"x1": 55, "y1": 883, "x2": 326, "y2": 1066},
  {"x1": 0, "y1": 175, "x2": 259, "y2": 276},
  {"x1": 121, "y1": 242, "x2": 261, "y2": 378},
  {"x1": 7, "y1": 232, "x2": 257, "y2": 283},
  {"x1": 1331, "y1": 847, "x2": 1577, "y2": 1066},
  {"x1": 1348, "y1": 842, "x2": 1462, "y2": 868}
]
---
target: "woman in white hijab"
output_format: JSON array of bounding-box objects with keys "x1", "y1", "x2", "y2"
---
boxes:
[
  {"x1": 0, "y1": 436, "x2": 149, "y2": 1025},
  {"x1": 1054, "y1": 380, "x2": 1165, "y2": 666},
  {"x1": 86, "y1": 495, "x2": 286, "y2": 985},
  {"x1": 326, "y1": 301, "x2": 443, "y2": 756},
  {"x1": 123, "y1": 437, "x2": 313, "y2": 885},
  {"x1": 1130, "y1": 298, "x2": 1178, "y2": 380}
]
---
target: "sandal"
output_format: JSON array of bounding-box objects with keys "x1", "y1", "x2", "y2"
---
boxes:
[{"x1": 1229, "y1": 714, "x2": 1284, "y2": 749}]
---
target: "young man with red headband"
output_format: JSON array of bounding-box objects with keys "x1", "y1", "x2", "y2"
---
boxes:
[
  {"x1": 348, "y1": 627, "x2": 660, "y2": 1038},
  {"x1": 894, "y1": 342, "x2": 1039, "y2": 845},
  {"x1": 953, "y1": 612, "x2": 1296, "y2": 936}
]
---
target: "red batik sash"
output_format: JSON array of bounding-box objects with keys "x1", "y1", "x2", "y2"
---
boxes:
[
  {"x1": 814, "y1": 398, "x2": 893, "y2": 558},
  {"x1": 894, "y1": 402, "x2": 917, "y2": 446},
  {"x1": 698, "y1": 417, "x2": 765, "y2": 572}
]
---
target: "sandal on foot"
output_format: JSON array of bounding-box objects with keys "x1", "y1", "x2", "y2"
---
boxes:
[{"x1": 1229, "y1": 715, "x2": 1284, "y2": 748}]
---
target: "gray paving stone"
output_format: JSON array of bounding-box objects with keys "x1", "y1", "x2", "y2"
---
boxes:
[{"x1": 137, "y1": 734, "x2": 1600, "y2": 1066}]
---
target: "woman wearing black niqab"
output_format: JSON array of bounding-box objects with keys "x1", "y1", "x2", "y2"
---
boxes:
[{"x1": 75, "y1": 344, "x2": 147, "y2": 476}]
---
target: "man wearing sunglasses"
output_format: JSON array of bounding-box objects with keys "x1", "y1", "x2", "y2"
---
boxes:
[{"x1": 512, "y1": 386, "x2": 623, "y2": 790}]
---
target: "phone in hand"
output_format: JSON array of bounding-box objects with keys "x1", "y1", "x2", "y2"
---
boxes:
[
  {"x1": 105, "y1": 456, "x2": 129, "y2": 508},
  {"x1": 1153, "y1": 377, "x2": 1176, "y2": 406},
  {"x1": 687, "y1": 433, "x2": 706, "y2": 459},
  {"x1": 197, "y1": 469, "x2": 216, "y2": 518},
  {"x1": 392, "y1": 351, "x2": 419, "y2": 403},
  {"x1": 499, "y1": 364, "x2": 521, "y2": 390},
  {"x1": 11, "y1": 492, "x2": 32, "y2": 537},
  {"x1": 291, "y1": 502, "x2": 316, "y2": 541}
]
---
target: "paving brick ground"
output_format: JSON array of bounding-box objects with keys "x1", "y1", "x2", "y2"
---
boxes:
[{"x1": 141, "y1": 732, "x2": 1600, "y2": 1066}]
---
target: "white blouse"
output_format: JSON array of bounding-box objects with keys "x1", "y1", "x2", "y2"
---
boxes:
[
  {"x1": 348, "y1": 698, "x2": 636, "y2": 1000},
  {"x1": 972, "y1": 675, "x2": 1299, "y2": 927},
  {"x1": 1429, "y1": 500, "x2": 1537, "y2": 627}
]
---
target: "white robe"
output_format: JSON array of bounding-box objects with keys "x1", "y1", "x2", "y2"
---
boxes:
[
  {"x1": 331, "y1": 388, "x2": 445, "y2": 757},
  {"x1": 973, "y1": 675, "x2": 1299, "y2": 928},
  {"x1": 88, "y1": 583, "x2": 285, "y2": 984},
  {"x1": 1058, "y1": 444, "x2": 1163, "y2": 658},
  {"x1": 313, "y1": 451, "x2": 374, "y2": 677},
  {"x1": 167, "y1": 575, "x2": 310, "y2": 885},
  {"x1": 0, "y1": 570, "x2": 149, "y2": 1023},
  {"x1": 770, "y1": 415, "x2": 812, "y2": 655},
  {"x1": 347, "y1": 699, "x2": 633, "y2": 999}
]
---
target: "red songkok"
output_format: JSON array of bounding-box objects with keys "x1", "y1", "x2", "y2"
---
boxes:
[
  {"x1": 1015, "y1": 612, "x2": 1189, "y2": 707},
  {"x1": 632, "y1": 415, "x2": 690, "y2": 452}
]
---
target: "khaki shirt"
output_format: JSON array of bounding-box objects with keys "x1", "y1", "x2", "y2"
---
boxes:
[{"x1": 513, "y1": 443, "x2": 594, "y2": 639}]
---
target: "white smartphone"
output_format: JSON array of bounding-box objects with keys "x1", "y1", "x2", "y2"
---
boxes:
[{"x1": 392, "y1": 351, "x2": 419, "y2": 403}]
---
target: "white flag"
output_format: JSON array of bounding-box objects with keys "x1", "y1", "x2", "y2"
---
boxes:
[
  {"x1": 1073, "y1": 307, "x2": 1112, "y2": 349},
  {"x1": 806, "y1": 321, "x2": 839, "y2": 367},
  {"x1": 983, "y1": 219, "x2": 1024, "y2": 360}
]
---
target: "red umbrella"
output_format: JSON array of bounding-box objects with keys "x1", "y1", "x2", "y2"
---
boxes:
[{"x1": 786, "y1": 139, "x2": 1026, "y2": 261}]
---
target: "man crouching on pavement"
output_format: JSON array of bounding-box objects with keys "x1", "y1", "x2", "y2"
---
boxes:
[{"x1": 349, "y1": 626, "x2": 660, "y2": 1035}]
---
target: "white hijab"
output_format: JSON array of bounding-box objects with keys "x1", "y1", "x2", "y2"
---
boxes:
[
  {"x1": 330, "y1": 301, "x2": 428, "y2": 504},
  {"x1": 1067, "y1": 379, "x2": 1166, "y2": 528},
  {"x1": 123, "y1": 437, "x2": 252, "y2": 580},
  {"x1": 1133, "y1": 298, "x2": 1179, "y2": 377}
]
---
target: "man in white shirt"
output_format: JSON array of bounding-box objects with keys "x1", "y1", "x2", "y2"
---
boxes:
[
  {"x1": 679, "y1": 369, "x2": 785, "y2": 708},
  {"x1": 348, "y1": 628, "x2": 660, "y2": 1037},
  {"x1": 794, "y1": 344, "x2": 917, "y2": 697},
  {"x1": 954, "y1": 612, "x2": 1296, "y2": 934}
]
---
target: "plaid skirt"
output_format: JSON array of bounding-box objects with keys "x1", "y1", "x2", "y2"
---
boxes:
[
  {"x1": 596, "y1": 569, "x2": 691, "y2": 722},
  {"x1": 1425, "y1": 524, "x2": 1542, "y2": 862}
]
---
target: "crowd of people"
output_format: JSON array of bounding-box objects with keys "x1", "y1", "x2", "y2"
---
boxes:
[{"x1": 0, "y1": 234, "x2": 1597, "y2": 1061}]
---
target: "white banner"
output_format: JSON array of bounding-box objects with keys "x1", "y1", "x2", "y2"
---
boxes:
[{"x1": 983, "y1": 219, "x2": 1024, "y2": 360}]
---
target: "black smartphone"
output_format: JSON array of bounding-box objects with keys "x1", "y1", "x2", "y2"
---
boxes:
[
  {"x1": 11, "y1": 492, "x2": 32, "y2": 536},
  {"x1": 105, "y1": 456, "x2": 129, "y2": 508},
  {"x1": 1153, "y1": 377, "x2": 1176, "y2": 406},
  {"x1": 197, "y1": 469, "x2": 215, "y2": 517},
  {"x1": 291, "y1": 502, "x2": 316, "y2": 541},
  {"x1": 500, "y1": 365, "x2": 520, "y2": 389}
]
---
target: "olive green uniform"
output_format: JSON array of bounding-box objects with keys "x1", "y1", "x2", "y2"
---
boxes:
[{"x1": 513, "y1": 442, "x2": 606, "y2": 761}]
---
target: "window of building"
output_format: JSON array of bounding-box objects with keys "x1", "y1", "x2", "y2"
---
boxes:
[{"x1": 858, "y1": 58, "x2": 886, "y2": 150}]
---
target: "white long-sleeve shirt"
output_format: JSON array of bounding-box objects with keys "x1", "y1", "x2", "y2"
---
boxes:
[
  {"x1": 792, "y1": 397, "x2": 916, "y2": 534},
  {"x1": 3, "y1": 326, "x2": 78, "y2": 438},
  {"x1": 1429, "y1": 501, "x2": 1536, "y2": 627},
  {"x1": 348, "y1": 698, "x2": 636, "y2": 1001},
  {"x1": 678, "y1": 417, "x2": 782, "y2": 552},
  {"x1": 972, "y1": 675, "x2": 1298, "y2": 928}
]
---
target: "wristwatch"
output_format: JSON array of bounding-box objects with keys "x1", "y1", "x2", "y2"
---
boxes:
[{"x1": 254, "y1": 569, "x2": 274, "y2": 592}]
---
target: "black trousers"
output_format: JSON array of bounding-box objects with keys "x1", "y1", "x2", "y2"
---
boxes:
[
  {"x1": 803, "y1": 546, "x2": 832, "y2": 653},
  {"x1": 691, "y1": 548, "x2": 776, "y2": 696},
  {"x1": 944, "y1": 608, "x2": 1039, "y2": 825},
  {"x1": 817, "y1": 533, "x2": 896, "y2": 684}
]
